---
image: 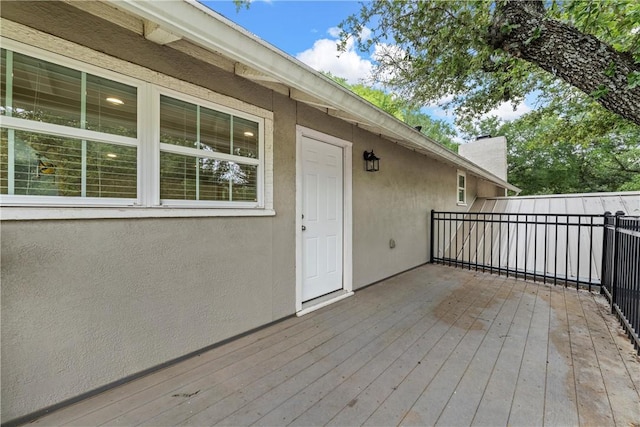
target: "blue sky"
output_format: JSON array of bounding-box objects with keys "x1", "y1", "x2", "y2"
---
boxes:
[
  {"x1": 203, "y1": 1, "x2": 377, "y2": 84},
  {"x1": 205, "y1": 1, "x2": 362, "y2": 57},
  {"x1": 201, "y1": 1, "x2": 533, "y2": 135}
]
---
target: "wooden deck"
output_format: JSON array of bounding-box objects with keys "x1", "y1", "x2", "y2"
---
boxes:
[{"x1": 30, "y1": 264, "x2": 640, "y2": 426}]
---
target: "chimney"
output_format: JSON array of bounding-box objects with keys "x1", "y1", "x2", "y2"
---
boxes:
[{"x1": 458, "y1": 136, "x2": 507, "y2": 181}]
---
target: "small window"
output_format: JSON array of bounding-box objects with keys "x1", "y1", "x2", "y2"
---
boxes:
[{"x1": 457, "y1": 171, "x2": 466, "y2": 205}]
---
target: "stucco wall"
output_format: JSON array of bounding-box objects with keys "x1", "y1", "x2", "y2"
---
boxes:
[
  {"x1": 478, "y1": 178, "x2": 508, "y2": 198},
  {"x1": 296, "y1": 105, "x2": 482, "y2": 288},
  {"x1": 459, "y1": 136, "x2": 508, "y2": 181},
  {"x1": 1, "y1": 2, "x2": 505, "y2": 423},
  {"x1": 1, "y1": 217, "x2": 293, "y2": 418}
]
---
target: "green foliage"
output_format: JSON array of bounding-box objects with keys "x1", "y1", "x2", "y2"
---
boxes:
[
  {"x1": 325, "y1": 73, "x2": 459, "y2": 151},
  {"x1": 403, "y1": 110, "x2": 460, "y2": 152},
  {"x1": 590, "y1": 85, "x2": 610, "y2": 100},
  {"x1": 339, "y1": 0, "x2": 640, "y2": 123},
  {"x1": 628, "y1": 71, "x2": 640, "y2": 90},
  {"x1": 339, "y1": 1, "x2": 523, "y2": 121},
  {"x1": 458, "y1": 116, "x2": 502, "y2": 142},
  {"x1": 233, "y1": 1, "x2": 639, "y2": 194},
  {"x1": 489, "y1": 98, "x2": 640, "y2": 194},
  {"x1": 337, "y1": 0, "x2": 639, "y2": 194},
  {"x1": 328, "y1": 74, "x2": 407, "y2": 121},
  {"x1": 233, "y1": 0, "x2": 249, "y2": 12},
  {"x1": 558, "y1": 0, "x2": 640, "y2": 58}
]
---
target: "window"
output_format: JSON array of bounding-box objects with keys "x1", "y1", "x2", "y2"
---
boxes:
[
  {"x1": 158, "y1": 94, "x2": 261, "y2": 205},
  {"x1": 457, "y1": 170, "x2": 466, "y2": 205},
  {"x1": 0, "y1": 41, "x2": 271, "y2": 216},
  {"x1": 1, "y1": 48, "x2": 139, "y2": 203}
]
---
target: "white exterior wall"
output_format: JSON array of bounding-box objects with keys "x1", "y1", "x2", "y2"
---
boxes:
[{"x1": 0, "y1": 3, "x2": 507, "y2": 423}]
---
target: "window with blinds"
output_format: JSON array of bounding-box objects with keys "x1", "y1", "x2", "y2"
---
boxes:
[
  {"x1": 0, "y1": 43, "x2": 267, "y2": 210},
  {"x1": 159, "y1": 94, "x2": 260, "y2": 203},
  {"x1": 0, "y1": 48, "x2": 138, "y2": 200}
]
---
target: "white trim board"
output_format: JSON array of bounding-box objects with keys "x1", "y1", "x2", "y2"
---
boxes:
[{"x1": 295, "y1": 126, "x2": 353, "y2": 314}]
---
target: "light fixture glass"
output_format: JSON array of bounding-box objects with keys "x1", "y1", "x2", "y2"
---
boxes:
[
  {"x1": 243, "y1": 131, "x2": 254, "y2": 137},
  {"x1": 363, "y1": 150, "x2": 380, "y2": 172},
  {"x1": 105, "y1": 97, "x2": 124, "y2": 105},
  {"x1": 106, "y1": 153, "x2": 118, "y2": 158}
]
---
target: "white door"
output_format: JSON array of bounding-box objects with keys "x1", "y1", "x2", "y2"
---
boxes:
[{"x1": 301, "y1": 136, "x2": 344, "y2": 301}]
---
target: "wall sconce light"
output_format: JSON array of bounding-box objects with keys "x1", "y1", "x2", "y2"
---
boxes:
[{"x1": 363, "y1": 150, "x2": 380, "y2": 172}]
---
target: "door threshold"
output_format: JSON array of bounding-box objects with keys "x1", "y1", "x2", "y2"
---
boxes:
[{"x1": 297, "y1": 289, "x2": 354, "y2": 316}]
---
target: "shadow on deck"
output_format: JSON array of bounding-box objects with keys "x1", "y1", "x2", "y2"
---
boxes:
[{"x1": 30, "y1": 264, "x2": 640, "y2": 426}]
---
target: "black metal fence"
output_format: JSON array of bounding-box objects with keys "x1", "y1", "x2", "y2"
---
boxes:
[
  {"x1": 601, "y1": 211, "x2": 640, "y2": 352},
  {"x1": 430, "y1": 209, "x2": 639, "y2": 353},
  {"x1": 430, "y1": 211, "x2": 605, "y2": 290}
]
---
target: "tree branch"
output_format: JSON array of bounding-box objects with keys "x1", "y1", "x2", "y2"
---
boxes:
[
  {"x1": 610, "y1": 154, "x2": 640, "y2": 173},
  {"x1": 488, "y1": 0, "x2": 640, "y2": 126}
]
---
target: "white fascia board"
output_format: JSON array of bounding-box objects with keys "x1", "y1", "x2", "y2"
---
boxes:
[{"x1": 114, "y1": 0, "x2": 519, "y2": 193}]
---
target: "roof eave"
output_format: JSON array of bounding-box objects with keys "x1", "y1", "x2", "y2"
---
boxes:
[{"x1": 114, "y1": 0, "x2": 520, "y2": 193}]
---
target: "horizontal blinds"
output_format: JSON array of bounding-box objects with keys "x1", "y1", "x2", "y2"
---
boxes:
[
  {"x1": 5, "y1": 129, "x2": 137, "y2": 198},
  {"x1": 4, "y1": 50, "x2": 137, "y2": 138},
  {"x1": 160, "y1": 152, "x2": 257, "y2": 202},
  {"x1": 160, "y1": 95, "x2": 258, "y2": 160}
]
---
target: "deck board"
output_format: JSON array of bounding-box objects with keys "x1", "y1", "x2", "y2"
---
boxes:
[
  {"x1": 433, "y1": 277, "x2": 519, "y2": 426},
  {"x1": 127, "y1": 276, "x2": 433, "y2": 426},
  {"x1": 27, "y1": 264, "x2": 640, "y2": 427},
  {"x1": 258, "y1": 290, "x2": 443, "y2": 426},
  {"x1": 543, "y1": 283, "x2": 580, "y2": 426},
  {"x1": 470, "y1": 280, "x2": 538, "y2": 426},
  {"x1": 399, "y1": 276, "x2": 514, "y2": 426},
  {"x1": 507, "y1": 282, "x2": 550, "y2": 426},
  {"x1": 362, "y1": 272, "x2": 504, "y2": 427},
  {"x1": 577, "y1": 291, "x2": 640, "y2": 426},
  {"x1": 564, "y1": 287, "x2": 616, "y2": 426}
]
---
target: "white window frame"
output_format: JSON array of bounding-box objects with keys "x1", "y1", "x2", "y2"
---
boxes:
[
  {"x1": 0, "y1": 38, "x2": 274, "y2": 220},
  {"x1": 456, "y1": 170, "x2": 467, "y2": 205},
  {"x1": 0, "y1": 39, "x2": 144, "y2": 207},
  {"x1": 153, "y1": 86, "x2": 265, "y2": 209}
]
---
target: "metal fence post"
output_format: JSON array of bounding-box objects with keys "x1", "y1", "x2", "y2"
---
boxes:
[
  {"x1": 601, "y1": 211, "x2": 611, "y2": 295},
  {"x1": 430, "y1": 209, "x2": 435, "y2": 263},
  {"x1": 611, "y1": 210, "x2": 625, "y2": 314}
]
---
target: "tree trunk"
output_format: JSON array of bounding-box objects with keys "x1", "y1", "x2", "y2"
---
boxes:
[{"x1": 488, "y1": 0, "x2": 640, "y2": 126}]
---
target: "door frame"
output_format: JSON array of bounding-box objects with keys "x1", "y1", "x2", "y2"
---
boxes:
[{"x1": 295, "y1": 125, "x2": 353, "y2": 315}]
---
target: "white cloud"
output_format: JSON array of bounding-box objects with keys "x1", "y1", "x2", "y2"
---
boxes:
[
  {"x1": 483, "y1": 101, "x2": 532, "y2": 122},
  {"x1": 327, "y1": 26, "x2": 341, "y2": 38},
  {"x1": 294, "y1": 26, "x2": 378, "y2": 84},
  {"x1": 296, "y1": 35, "x2": 373, "y2": 84},
  {"x1": 452, "y1": 135, "x2": 465, "y2": 144},
  {"x1": 358, "y1": 26, "x2": 372, "y2": 41},
  {"x1": 372, "y1": 42, "x2": 404, "y2": 62},
  {"x1": 368, "y1": 43, "x2": 403, "y2": 84}
]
